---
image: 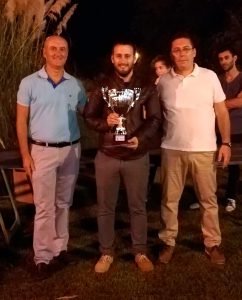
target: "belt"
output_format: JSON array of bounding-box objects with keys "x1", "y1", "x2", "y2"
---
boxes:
[{"x1": 30, "y1": 138, "x2": 80, "y2": 148}]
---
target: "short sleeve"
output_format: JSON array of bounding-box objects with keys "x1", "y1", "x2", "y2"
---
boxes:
[
  {"x1": 211, "y1": 71, "x2": 226, "y2": 103},
  {"x1": 77, "y1": 80, "x2": 88, "y2": 109},
  {"x1": 17, "y1": 78, "x2": 31, "y2": 107}
]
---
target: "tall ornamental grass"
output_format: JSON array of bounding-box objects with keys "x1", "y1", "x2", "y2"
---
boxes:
[{"x1": 0, "y1": 0, "x2": 77, "y2": 149}]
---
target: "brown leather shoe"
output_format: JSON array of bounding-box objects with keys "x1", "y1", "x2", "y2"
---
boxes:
[
  {"x1": 205, "y1": 246, "x2": 225, "y2": 264},
  {"x1": 159, "y1": 245, "x2": 175, "y2": 264},
  {"x1": 54, "y1": 250, "x2": 76, "y2": 265},
  {"x1": 35, "y1": 263, "x2": 50, "y2": 280}
]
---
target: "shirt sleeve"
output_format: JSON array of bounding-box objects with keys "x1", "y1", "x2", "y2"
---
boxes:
[
  {"x1": 211, "y1": 71, "x2": 226, "y2": 103},
  {"x1": 17, "y1": 78, "x2": 31, "y2": 107},
  {"x1": 77, "y1": 80, "x2": 88, "y2": 110}
]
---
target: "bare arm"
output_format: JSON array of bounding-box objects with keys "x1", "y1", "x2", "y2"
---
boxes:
[
  {"x1": 225, "y1": 91, "x2": 242, "y2": 109},
  {"x1": 16, "y1": 103, "x2": 35, "y2": 177},
  {"x1": 214, "y1": 101, "x2": 231, "y2": 167}
]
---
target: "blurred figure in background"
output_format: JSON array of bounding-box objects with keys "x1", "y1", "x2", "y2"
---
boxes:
[
  {"x1": 151, "y1": 55, "x2": 171, "y2": 85},
  {"x1": 217, "y1": 46, "x2": 242, "y2": 212}
]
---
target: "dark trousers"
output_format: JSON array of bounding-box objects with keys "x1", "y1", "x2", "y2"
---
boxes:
[
  {"x1": 95, "y1": 151, "x2": 149, "y2": 255},
  {"x1": 226, "y1": 164, "x2": 240, "y2": 199},
  {"x1": 225, "y1": 134, "x2": 242, "y2": 199}
]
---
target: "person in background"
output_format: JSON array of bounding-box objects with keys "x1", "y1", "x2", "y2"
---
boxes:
[
  {"x1": 146, "y1": 55, "x2": 171, "y2": 190},
  {"x1": 16, "y1": 35, "x2": 87, "y2": 278},
  {"x1": 217, "y1": 46, "x2": 242, "y2": 212},
  {"x1": 157, "y1": 32, "x2": 231, "y2": 265},
  {"x1": 151, "y1": 55, "x2": 171, "y2": 85},
  {"x1": 84, "y1": 38, "x2": 161, "y2": 273}
]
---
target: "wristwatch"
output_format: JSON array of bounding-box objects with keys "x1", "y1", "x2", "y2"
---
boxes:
[{"x1": 221, "y1": 142, "x2": 232, "y2": 148}]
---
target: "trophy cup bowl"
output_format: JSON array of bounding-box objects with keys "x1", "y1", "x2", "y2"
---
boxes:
[
  {"x1": 108, "y1": 89, "x2": 135, "y2": 143},
  {"x1": 102, "y1": 87, "x2": 141, "y2": 145}
]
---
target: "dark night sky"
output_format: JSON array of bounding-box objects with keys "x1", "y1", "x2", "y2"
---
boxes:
[{"x1": 64, "y1": 0, "x2": 242, "y2": 78}]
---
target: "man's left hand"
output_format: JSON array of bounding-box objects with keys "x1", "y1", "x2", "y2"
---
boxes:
[
  {"x1": 217, "y1": 145, "x2": 231, "y2": 168},
  {"x1": 124, "y1": 137, "x2": 139, "y2": 150}
]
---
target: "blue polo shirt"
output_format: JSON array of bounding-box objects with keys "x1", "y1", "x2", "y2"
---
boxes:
[{"x1": 17, "y1": 66, "x2": 87, "y2": 142}]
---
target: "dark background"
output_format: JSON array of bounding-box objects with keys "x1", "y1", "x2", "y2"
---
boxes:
[{"x1": 59, "y1": 0, "x2": 242, "y2": 78}]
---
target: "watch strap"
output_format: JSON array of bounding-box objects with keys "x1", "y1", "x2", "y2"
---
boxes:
[{"x1": 221, "y1": 142, "x2": 232, "y2": 148}]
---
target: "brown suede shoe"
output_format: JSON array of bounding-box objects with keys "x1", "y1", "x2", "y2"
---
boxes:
[
  {"x1": 95, "y1": 255, "x2": 113, "y2": 273},
  {"x1": 205, "y1": 246, "x2": 225, "y2": 265},
  {"x1": 159, "y1": 245, "x2": 175, "y2": 264},
  {"x1": 135, "y1": 254, "x2": 154, "y2": 272}
]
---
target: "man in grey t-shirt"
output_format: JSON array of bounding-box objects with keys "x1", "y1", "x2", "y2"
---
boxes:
[{"x1": 218, "y1": 46, "x2": 242, "y2": 212}]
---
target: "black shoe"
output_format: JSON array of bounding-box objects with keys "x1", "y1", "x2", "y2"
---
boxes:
[
  {"x1": 35, "y1": 263, "x2": 50, "y2": 280},
  {"x1": 54, "y1": 250, "x2": 77, "y2": 265}
]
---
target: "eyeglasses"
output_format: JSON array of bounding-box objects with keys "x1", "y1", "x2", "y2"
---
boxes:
[{"x1": 171, "y1": 47, "x2": 194, "y2": 55}]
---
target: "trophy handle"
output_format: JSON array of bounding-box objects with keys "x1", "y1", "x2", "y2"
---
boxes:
[
  {"x1": 125, "y1": 88, "x2": 142, "y2": 113},
  {"x1": 101, "y1": 86, "x2": 112, "y2": 108}
]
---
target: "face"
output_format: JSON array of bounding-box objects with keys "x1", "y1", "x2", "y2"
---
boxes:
[
  {"x1": 43, "y1": 36, "x2": 68, "y2": 69},
  {"x1": 171, "y1": 37, "x2": 196, "y2": 72},
  {"x1": 218, "y1": 50, "x2": 237, "y2": 72},
  {"x1": 154, "y1": 61, "x2": 170, "y2": 77},
  {"x1": 111, "y1": 44, "x2": 136, "y2": 78}
]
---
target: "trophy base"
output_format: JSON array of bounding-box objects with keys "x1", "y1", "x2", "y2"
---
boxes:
[{"x1": 114, "y1": 134, "x2": 126, "y2": 143}]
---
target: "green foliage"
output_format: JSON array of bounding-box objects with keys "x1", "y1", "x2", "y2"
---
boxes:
[{"x1": 0, "y1": 1, "x2": 44, "y2": 149}]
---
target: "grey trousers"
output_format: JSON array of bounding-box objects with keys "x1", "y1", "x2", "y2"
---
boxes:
[
  {"x1": 31, "y1": 143, "x2": 81, "y2": 264},
  {"x1": 95, "y1": 151, "x2": 150, "y2": 255}
]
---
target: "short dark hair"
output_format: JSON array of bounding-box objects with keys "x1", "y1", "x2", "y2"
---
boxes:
[
  {"x1": 169, "y1": 32, "x2": 197, "y2": 49},
  {"x1": 217, "y1": 45, "x2": 237, "y2": 57},
  {"x1": 150, "y1": 55, "x2": 171, "y2": 69},
  {"x1": 111, "y1": 38, "x2": 137, "y2": 55}
]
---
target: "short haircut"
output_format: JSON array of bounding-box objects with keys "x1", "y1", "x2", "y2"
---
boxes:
[
  {"x1": 151, "y1": 55, "x2": 171, "y2": 69},
  {"x1": 111, "y1": 38, "x2": 137, "y2": 55},
  {"x1": 169, "y1": 32, "x2": 197, "y2": 49},
  {"x1": 217, "y1": 45, "x2": 237, "y2": 57},
  {"x1": 44, "y1": 35, "x2": 69, "y2": 49}
]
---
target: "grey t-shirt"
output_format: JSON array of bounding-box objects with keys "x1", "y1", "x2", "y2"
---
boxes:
[{"x1": 219, "y1": 72, "x2": 242, "y2": 134}]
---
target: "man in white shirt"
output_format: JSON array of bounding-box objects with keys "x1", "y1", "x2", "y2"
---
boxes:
[{"x1": 157, "y1": 33, "x2": 231, "y2": 265}]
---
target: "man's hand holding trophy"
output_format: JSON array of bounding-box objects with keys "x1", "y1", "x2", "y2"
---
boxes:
[{"x1": 102, "y1": 87, "x2": 141, "y2": 148}]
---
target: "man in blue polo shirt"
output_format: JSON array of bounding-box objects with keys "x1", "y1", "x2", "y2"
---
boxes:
[{"x1": 16, "y1": 35, "x2": 87, "y2": 278}]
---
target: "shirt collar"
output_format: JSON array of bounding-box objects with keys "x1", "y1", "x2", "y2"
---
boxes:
[
  {"x1": 38, "y1": 66, "x2": 71, "y2": 80},
  {"x1": 171, "y1": 63, "x2": 200, "y2": 78}
]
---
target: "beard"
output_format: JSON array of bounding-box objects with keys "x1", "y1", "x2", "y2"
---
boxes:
[
  {"x1": 222, "y1": 62, "x2": 234, "y2": 72},
  {"x1": 115, "y1": 64, "x2": 133, "y2": 78}
]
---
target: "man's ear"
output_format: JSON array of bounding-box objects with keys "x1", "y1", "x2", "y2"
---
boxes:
[
  {"x1": 43, "y1": 48, "x2": 46, "y2": 60},
  {"x1": 193, "y1": 48, "x2": 197, "y2": 59},
  {"x1": 134, "y1": 53, "x2": 138, "y2": 64}
]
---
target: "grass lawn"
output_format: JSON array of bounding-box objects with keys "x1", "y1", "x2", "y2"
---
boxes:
[{"x1": 0, "y1": 168, "x2": 242, "y2": 300}]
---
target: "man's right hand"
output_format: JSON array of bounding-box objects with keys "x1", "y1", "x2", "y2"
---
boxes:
[
  {"x1": 107, "y1": 112, "x2": 120, "y2": 127},
  {"x1": 22, "y1": 154, "x2": 35, "y2": 178}
]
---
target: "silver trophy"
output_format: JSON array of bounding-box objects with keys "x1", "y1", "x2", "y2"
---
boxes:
[{"x1": 102, "y1": 87, "x2": 141, "y2": 142}]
